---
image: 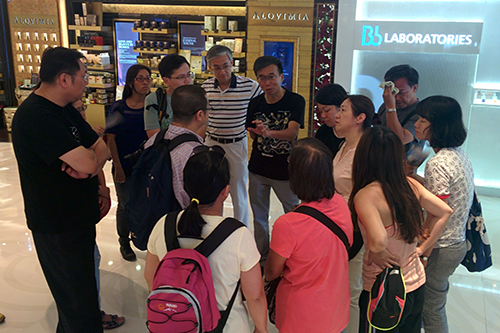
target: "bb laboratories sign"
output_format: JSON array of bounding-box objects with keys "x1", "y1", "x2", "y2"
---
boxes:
[
  {"x1": 354, "y1": 21, "x2": 483, "y2": 54},
  {"x1": 248, "y1": 6, "x2": 314, "y2": 27}
]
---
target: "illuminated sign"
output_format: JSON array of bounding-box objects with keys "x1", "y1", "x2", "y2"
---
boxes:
[
  {"x1": 355, "y1": 21, "x2": 483, "y2": 54},
  {"x1": 11, "y1": 15, "x2": 59, "y2": 29},
  {"x1": 248, "y1": 6, "x2": 314, "y2": 27}
]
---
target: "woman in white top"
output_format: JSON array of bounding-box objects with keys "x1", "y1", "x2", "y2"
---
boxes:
[
  {"x1": 332, "y1": 94, "x2": 374, "y2": 333},
  {"x1": 414, "y1": 96, "x2": 474, "y2": 333},
  {"x1": 144, "y1": 148, "x2": 268, "y2": 333}
]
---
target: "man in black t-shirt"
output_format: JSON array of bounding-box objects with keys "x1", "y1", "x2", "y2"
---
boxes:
[
  {"x1": 12, "y1": 47, "x2": 110, "y2": 332},
  {"x1": 246, "y1": 56, "x2": 305, "y2": 265}
]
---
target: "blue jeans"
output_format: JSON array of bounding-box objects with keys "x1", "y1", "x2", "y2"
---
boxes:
[
  {"x1": 422, "y1": 241, "x2": 467, "y2": 333},
  {"x1": 94, "y1": 244, "x2": 101, "y2": 308},
  {"x1": 113, "y1": 175, "x2": 132, "y2": 246},
  {"x1": 248, "y1": 172, "x2": 299, "y2": 265}
]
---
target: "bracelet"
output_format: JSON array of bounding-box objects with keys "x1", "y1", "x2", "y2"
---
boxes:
[
  {"x1": 420, "y1": 255, "x2": 429, "y2": 262},
  {"x1": 386, "y1": 108, "x2": 397, "y2": 113}
]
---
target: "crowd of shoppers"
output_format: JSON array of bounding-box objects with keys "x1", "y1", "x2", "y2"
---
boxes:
[{"x1": 11, "y1": 45, "x2": 474, "y2": 333}]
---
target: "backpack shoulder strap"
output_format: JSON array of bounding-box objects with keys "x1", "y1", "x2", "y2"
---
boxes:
[
  {"x1": 294, "y1": 205, "x2": 350, "y2": 254},
  {"x1": 164, "y1": 210, "x2": 182, "y2": 251},
  {"x1": 166, "y1": 133, "x2": 200, "y2": 152},
  {"x1": 156, "y1": 88, "x2": 168, "y2": 122},
  {"x1": 151, "y1": 128, "x2": 169, "y2": 149},
  {"x1": 195, "y1": 218, "x2": 245, "y2": 258}
]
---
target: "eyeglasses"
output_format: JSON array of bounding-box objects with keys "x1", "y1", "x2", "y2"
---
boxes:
[
  {"x1": 257, "y1": 74, "x2": 279, "y2": 83},
  {"x1": 64, "y1": 72, "x2": 89, "y2": 82},
  {"x1": 211, "y1": 63, "x2": 231, "y2": 72},
  {"x1": 170, "y1": 71, "x2": 195, "y2": 81},
  {"x1": 135, "y1": 76, "x2": 153, "y2": 83}
]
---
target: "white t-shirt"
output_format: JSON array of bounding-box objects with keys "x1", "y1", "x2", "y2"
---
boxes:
[
  {"x1": 148, "y1": 212, "x2": 261, "y2": 333},
  {"x1": 424, "y1": 147, "x2": 474, "y2": 248}
]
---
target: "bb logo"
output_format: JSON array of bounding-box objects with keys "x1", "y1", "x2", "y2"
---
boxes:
[{"x1": 362, "y1": 25, "x2": 383, "y2": 46}]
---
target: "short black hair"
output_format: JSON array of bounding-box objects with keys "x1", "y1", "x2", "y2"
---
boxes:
[
  {"x1": 171, "y1": 85, "x2": 207, "y2": 124},
  {"x1": 289, "y1": 138, "x2": 335, "y2": 202},
  {"x1": 39, "y1": 47, "x2": 85, "y2": 84},
  {"x1": 345, "y1": 95, "x2": 375, "y2": 130},
  {"x1": 315, "y1": 84, "x2": 348, "y2": 107},
  {"x1": 253, "y1": 56, "x2": 283, "y2": 76},
  {"x1": 158, "y1": 54, "x2": 190, "y2": 78},
  {"x1": 416, "y1": 95, "x2": 467, "y2": 148},
  {"x1": 384, "y1": 64, "x2": 419, "y2": 87}
]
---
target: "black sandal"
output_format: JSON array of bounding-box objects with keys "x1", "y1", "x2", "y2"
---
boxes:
[{"x1": 101, "y1": 310, "x2": 125, "y2": 330}]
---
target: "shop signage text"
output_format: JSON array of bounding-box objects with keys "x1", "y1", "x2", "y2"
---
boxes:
[
  {"x1": 11, "y1": 15, "x2": 59, "y2": 29},
  {"x1": 355, "y1": 21, "x2": 483, "y2": 54},
  {"x1": 248, "y1": 6, "x2": 314, "y2": 28}
]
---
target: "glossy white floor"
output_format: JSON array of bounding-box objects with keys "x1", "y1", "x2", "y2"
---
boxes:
[{"x1": 1, "y1": 140, "x2": 499, "y2": 332}]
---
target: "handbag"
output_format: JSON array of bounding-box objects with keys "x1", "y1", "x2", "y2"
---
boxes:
[
  {"x1": 461, "y1": 191, "x2": 492, "y2": 272},
  {"x1": 263, "y1": 276, "x2": 281, "y2": 325},
  {"x1": 263, "y1": 205, "x2": 350, "y2": 325}
]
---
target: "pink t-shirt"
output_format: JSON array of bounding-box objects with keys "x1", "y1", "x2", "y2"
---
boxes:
[{"x1": 270, "y1": 195, "x2": 354, "y2": 333}]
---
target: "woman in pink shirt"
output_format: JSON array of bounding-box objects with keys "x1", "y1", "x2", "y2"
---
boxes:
[
  {"x1": 265, "y1": 138, "x2": 354, "y2": 333},
  {"x1": 349, "y1": 127, "x2": 452, "y2": 332}
]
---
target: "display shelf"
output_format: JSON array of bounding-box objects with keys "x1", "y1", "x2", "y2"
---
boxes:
[
  {"x1": 133, "y1": 48, "x2": 177, "y2": 55},
  {"x1": 70, "y1": 44, "x2": 113, "y2": 51},
  {"x1": 473, "y1": 88, "x2": 500, "y2": 107},
  {"x1": 87, "y1": 83, "x2": 114, "y2": 89},
  {"x1": 86, "y1": 64, "x2": 114, "y2": 71},
  {"x1": 132, "y1": 28, "x2": 176, "y2": 35},
  {"x1": 201, "y1": 30, "x2": 245, "y2": 37},
  {"x1": 68, "y1": 25, "x2": 111, "y2": 32}
]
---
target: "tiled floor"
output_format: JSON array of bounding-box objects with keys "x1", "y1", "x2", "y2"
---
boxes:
[{"x1": 0, "y1": 140, "x2": 499, "y2": 332}]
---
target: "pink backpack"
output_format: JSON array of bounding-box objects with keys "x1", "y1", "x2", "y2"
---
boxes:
[{"x1": 147, "y1": 211, "x2": 244, "y2": 333}]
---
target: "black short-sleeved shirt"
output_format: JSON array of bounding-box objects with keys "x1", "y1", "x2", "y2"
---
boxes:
[
  {"x1": 315, "y1": 124, "x2": 345, "y2": 158},
  {"x1": 246, "y1": 89, "x2": 305, "y2": 180},
  {"x1": 12, "y1": 93, "x2": 100, "y2": 233}
]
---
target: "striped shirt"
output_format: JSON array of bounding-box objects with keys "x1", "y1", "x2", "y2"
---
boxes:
[{"x1": 202, "y1": 73, "x2": 262, "y2": 139}]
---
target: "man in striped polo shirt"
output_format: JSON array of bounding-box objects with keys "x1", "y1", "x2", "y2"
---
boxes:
[{"x1": 202, "y1": 45, "x2": 262, "y2": 227}]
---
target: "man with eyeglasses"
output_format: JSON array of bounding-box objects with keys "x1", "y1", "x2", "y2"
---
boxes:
[
  {"x1": 245, "y1": 56, "x2": 305, "y2": 266},
  {"x1": 144, "y1": 54, "x2": 194, "y2": 138},
  {"x1": 11, "y1": 47, "x2": 110, "y2": 332},
  {"x1": 201, "y1": 45, "x2": 262, "y2": 227}
]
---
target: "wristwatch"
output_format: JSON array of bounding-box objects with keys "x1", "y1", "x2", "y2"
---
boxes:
[
  {"x1": 386, "y1": 108, "x2": 397, "y2": 112},
  {"x1": 420, "y1": 255, "x2": 429, "y2": 262}
]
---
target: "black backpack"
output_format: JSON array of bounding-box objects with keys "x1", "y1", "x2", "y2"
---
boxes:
[
  {"x1": 146, "y1": 88, "x2": 169, "y2": 125},
  {"x1": 125, "y1": 130, "x2": 199, "y2": 250}
]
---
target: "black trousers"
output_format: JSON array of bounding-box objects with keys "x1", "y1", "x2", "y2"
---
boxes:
[
  {"x1": 33, "y1": 226, "x2": 102, "y2": 333},
  {"x1": 359, "y1": 284, "x2": 425, "y2": 333}
]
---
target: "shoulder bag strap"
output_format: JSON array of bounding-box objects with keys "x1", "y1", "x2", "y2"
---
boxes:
[{"x1": 294, "y1": 205, "x2": 350, "y2": 254}]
